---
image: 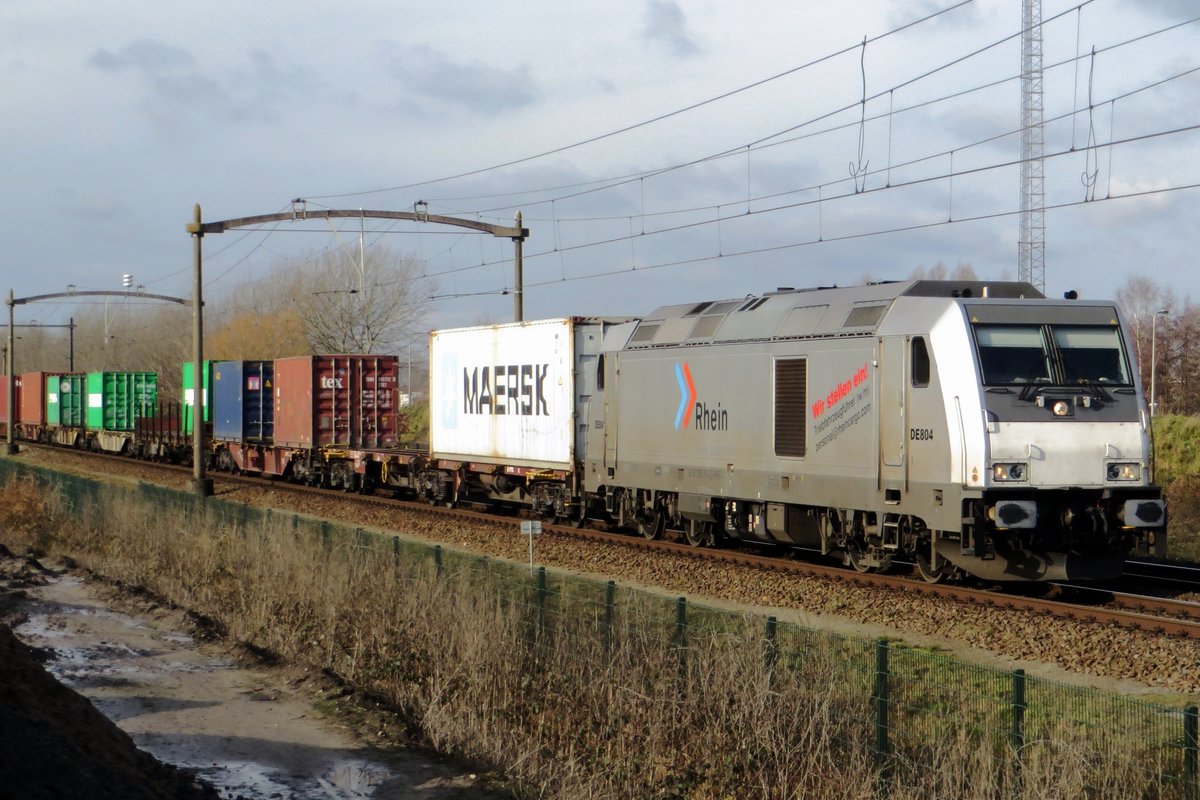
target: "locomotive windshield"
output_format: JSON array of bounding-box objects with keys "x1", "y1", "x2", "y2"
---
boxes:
[{"x1": 974, "y1": 323, "x2": 1131, "y2": 386}]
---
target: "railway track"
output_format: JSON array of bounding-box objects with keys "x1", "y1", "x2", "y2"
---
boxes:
[{"x1": 14, "y1": 443, "x2": 1200, "y2": 641}]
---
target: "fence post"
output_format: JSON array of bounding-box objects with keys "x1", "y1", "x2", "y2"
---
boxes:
[
  {"x1": 434, "y1": 544, "x2": 442, "y2": 578},
  {"x1": 320, "y1": 520, "x2": 331, "y2": 552},
  {"x1": 537, "y1": 566, "x2": 548, "y2": 639},
  {"x1": 1010, "y1": 668, "x2": 1026, "y2": 791},
  {"x1": 675, "y1": 597, "x2": 687, "y2": 686},
  {"x1": 603, "y1": 580, "x2": 615, "y2": 659},
  {"x1": 1186, "y1": 704, "x2": 1198, "y2": 800},
  {"x1": 764, "y1": 616, "x2": 778, "y2": 677},
  {"x1": 874, "y1": 639, "x2": 890, "y2": 789}
]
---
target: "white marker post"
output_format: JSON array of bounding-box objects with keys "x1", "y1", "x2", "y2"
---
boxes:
[{"x1": 520, "y1": 520, "x2": 542, "y2": 575}]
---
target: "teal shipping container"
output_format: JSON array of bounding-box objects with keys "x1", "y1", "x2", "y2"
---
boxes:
[
  {"x1": 85, "y1": 372, "x2": 158, "y2": 431},
  {"x1": 46, "y1": 374, "x2": 85, "y2": 427},
  {"x1": 182, "y1": 361, "x2": 213, "y2": 435}
]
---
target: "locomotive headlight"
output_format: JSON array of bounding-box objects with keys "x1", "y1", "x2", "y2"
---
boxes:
[
  {"x1": 992, "y1": 462, "x2": 1028, "y2": 482},
  {"x1": 1106, "y1": 462, "x2": 1141, "y2": 481},
  {"x1": 1052, "y1": 400, "x2": 1071, "y2": 416}
]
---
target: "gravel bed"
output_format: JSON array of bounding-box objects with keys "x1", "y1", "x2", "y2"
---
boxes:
[{"x1": 14, "y1": 447, "x2": 1200, "y2": 700}]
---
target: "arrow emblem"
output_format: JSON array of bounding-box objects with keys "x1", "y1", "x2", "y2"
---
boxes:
[{"x1": 674, "y1": 361, "x2": 696, "y2": 429}]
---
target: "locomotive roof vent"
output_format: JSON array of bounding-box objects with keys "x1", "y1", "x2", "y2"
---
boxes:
[{"x1": 904, "y1": 280, "x2": 1044, "y2": 299}]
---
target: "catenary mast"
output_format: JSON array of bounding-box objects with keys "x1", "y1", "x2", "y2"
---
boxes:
[{"x1": 1018, "y1": 0, "x2": 1046, "y2": 291}]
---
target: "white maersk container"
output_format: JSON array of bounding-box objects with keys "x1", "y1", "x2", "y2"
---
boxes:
[{"x1": 429, "y1": 317, "x2": 622, "y2": 470}]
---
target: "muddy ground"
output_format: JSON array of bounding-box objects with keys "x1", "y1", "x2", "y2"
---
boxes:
[{"x1": 0, "y1": 549, "x2": 513, "y2": 800}]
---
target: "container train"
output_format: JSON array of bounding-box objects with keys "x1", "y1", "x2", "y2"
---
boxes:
[{"x1": 0, "y1": 280, "x2": 1167, "y2": 583}]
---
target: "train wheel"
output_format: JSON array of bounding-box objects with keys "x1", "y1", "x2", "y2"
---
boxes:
[
  {"x1": 638, "y1": 510, "x2": 664, "y2": 540},
  {"x1": 916, "y1": 547, "x2": 948, "y2": 584},
  {"x1": 845, "y1": 541, "x2": 874, "y2": 573},
  {"x1": 685, "y1": 519, "x2": 714, "y2": 547}
]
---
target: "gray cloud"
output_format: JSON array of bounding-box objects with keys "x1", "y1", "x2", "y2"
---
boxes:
[
  {"x1": 1126, "y1": 0, "x2": 1197, "y2": 17},
  {"x1": 88, "y1": 40, "x2": 196, "y2": 73},
  {"x1": 87, "y1": 40, "x2": 317, "y2": 126},
  {"x1": 643, "y1": 0, "x2": 699, "y2": 57},
  {"x1": 885, "y1": 0, "x2": 988, "y2": 31},
  {"x1": 384, "y1": 43, "x2": 537, "y2": 116}
]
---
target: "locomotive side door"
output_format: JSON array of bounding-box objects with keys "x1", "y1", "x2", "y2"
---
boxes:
[
  {"x1": 603, "y1": 352, "x2": 619, "y2": 473},
  {"x1": 879, "y1": 336, "x2": 907, "y2": 487}
]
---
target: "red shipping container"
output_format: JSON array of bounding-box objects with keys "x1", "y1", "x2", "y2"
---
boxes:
[
  {"x1": 18, "y1": 371, "x2": 47, "y2": 426},
  {"x1": 273, "y1": 355, "x2": 400, "y2": 449},
  {"x1": 0, "y1": 375, "x2": 15, "y2": 427}
]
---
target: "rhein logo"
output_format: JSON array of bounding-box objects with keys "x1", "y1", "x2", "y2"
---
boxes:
[{"x1": 674, "y1": 362, "x2": 729, "y2": 431}]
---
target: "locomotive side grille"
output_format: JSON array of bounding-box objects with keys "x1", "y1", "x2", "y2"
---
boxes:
[{"x1": 775, "y1": 358, "x2": 807, "y2": 457}]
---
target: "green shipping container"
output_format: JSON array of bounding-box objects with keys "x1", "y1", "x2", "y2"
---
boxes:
[
  {"x1": 182, "y1": 361, "x2": 213, "y2": 435},
  {"x1": 46, "y1": 374, "x2": 85, "y2": 427},
  {"x1": 85, "y1": 372, "x2": 158, "y2": 431}
]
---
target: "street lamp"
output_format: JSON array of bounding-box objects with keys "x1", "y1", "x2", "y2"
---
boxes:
[{"x1": 1150, "y1": 309, "x2": 1169, "y2": 417}]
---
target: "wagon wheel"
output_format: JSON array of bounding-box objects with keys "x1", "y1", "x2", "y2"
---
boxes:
[
  {"x1": 638, "y1": 508, "x2": 664, "y2": 540},
  {"x1": 845, "y1": 540, "x2": 874, "y2": 573},
  {"x1": 915, "y1": 544, "x2": 949, "y2": 584},
  {"x1": 685, "y1": 519, "x2": 714, "y2": 548}
]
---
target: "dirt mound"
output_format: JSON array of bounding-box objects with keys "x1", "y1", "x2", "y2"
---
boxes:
[{"x1": 0, "y1": 613, "x2": 217, "y2": 799}]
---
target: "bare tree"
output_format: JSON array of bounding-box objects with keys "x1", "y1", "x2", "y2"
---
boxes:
[
  {"x1": 909, "y1": 261, "x2": 978, "y2": 281},
  {"x1": 1116, "y1": 275, "x2": 1175, "y2": 381},
  {"x1": 290, "y1": 246, "x2": 432, "y2": 355},
  {"x1": 949, "y1": 262, "x2": 978, "y2": 280},
  {"x1": 1171, "y1": 300, "x2": 1200, "y2": 415}
]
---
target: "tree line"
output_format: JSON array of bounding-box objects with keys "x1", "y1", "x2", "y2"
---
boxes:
[
  {"x1": 7, "y1": 246, "x2": 431, "y2": 399},
  {"x1": 1115, "y1": 275, "x2": 1199, "y2": 416}
]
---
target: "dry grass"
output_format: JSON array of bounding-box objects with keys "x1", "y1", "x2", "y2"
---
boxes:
[{"x1": 0, "y1": 474, "x2": 1186, "y2": 799}]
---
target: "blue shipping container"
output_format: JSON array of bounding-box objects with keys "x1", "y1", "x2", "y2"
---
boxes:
[{"x1": 212, "y1": 360, "x2": 274, "y2": 442}]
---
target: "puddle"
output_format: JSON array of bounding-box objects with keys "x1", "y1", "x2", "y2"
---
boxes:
[{"x1": 9, "y1": 566, "x2": 510, "y2": 799}]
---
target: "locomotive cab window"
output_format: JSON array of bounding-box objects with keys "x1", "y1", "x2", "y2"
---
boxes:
[
  {"x1": 911, "y1": 337, "x2": 930, "y2": 388},
  {"x1": 974, "y1": 325, "x2": 1052, "y2": 385},
  {"x1": 1052, "y1": 326, "x2": 1130, "y2": 385}
]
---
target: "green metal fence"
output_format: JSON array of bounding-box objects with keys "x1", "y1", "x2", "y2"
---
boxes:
[{"x1": 2, "y1": 456, "x2": 1197, "y2": 797}]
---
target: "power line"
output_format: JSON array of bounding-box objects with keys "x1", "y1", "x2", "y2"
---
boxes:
[
  {"x1": 457, "y1": 3, "x2": 1197, "y2": 223},
  {"x1": 300, "y1": 0, "x2": 979, "y2": 202},
  {"x1": 510, "y1": 181, "x2": 1200, "y2": 294},
  {"x1": 419, "y1": 89, "x2": 1200, "y2": 283},
  {"x1": 424, "y1": 121, "x2": 1200, "y2": 298}
]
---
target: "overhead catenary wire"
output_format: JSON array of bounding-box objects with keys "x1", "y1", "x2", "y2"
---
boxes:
[
  {"x1": 443, "y1": 6, "x2": 1193, "y2": 221},
  {"x1": 299, "y1": 0, "x2": 980, "y2": 202},
  {"x1": 177, "y1": 6, "x2": 1194, "y2": 299},
  {"x1": 417, "y1": 86, "x2": 1200, "y2": 283},
  {"x1": 422, "y1": 126, "x2": 1200, "y2": 299}
]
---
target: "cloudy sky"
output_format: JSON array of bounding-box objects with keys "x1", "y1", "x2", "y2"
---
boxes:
[{"x1": 2, "y1": 0, "x2": 1197, "y2": 335}]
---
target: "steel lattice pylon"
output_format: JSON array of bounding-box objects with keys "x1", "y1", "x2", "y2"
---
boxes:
[{"x1": 1018, "y1": 0, "x2": 1046, "y2": 292}]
